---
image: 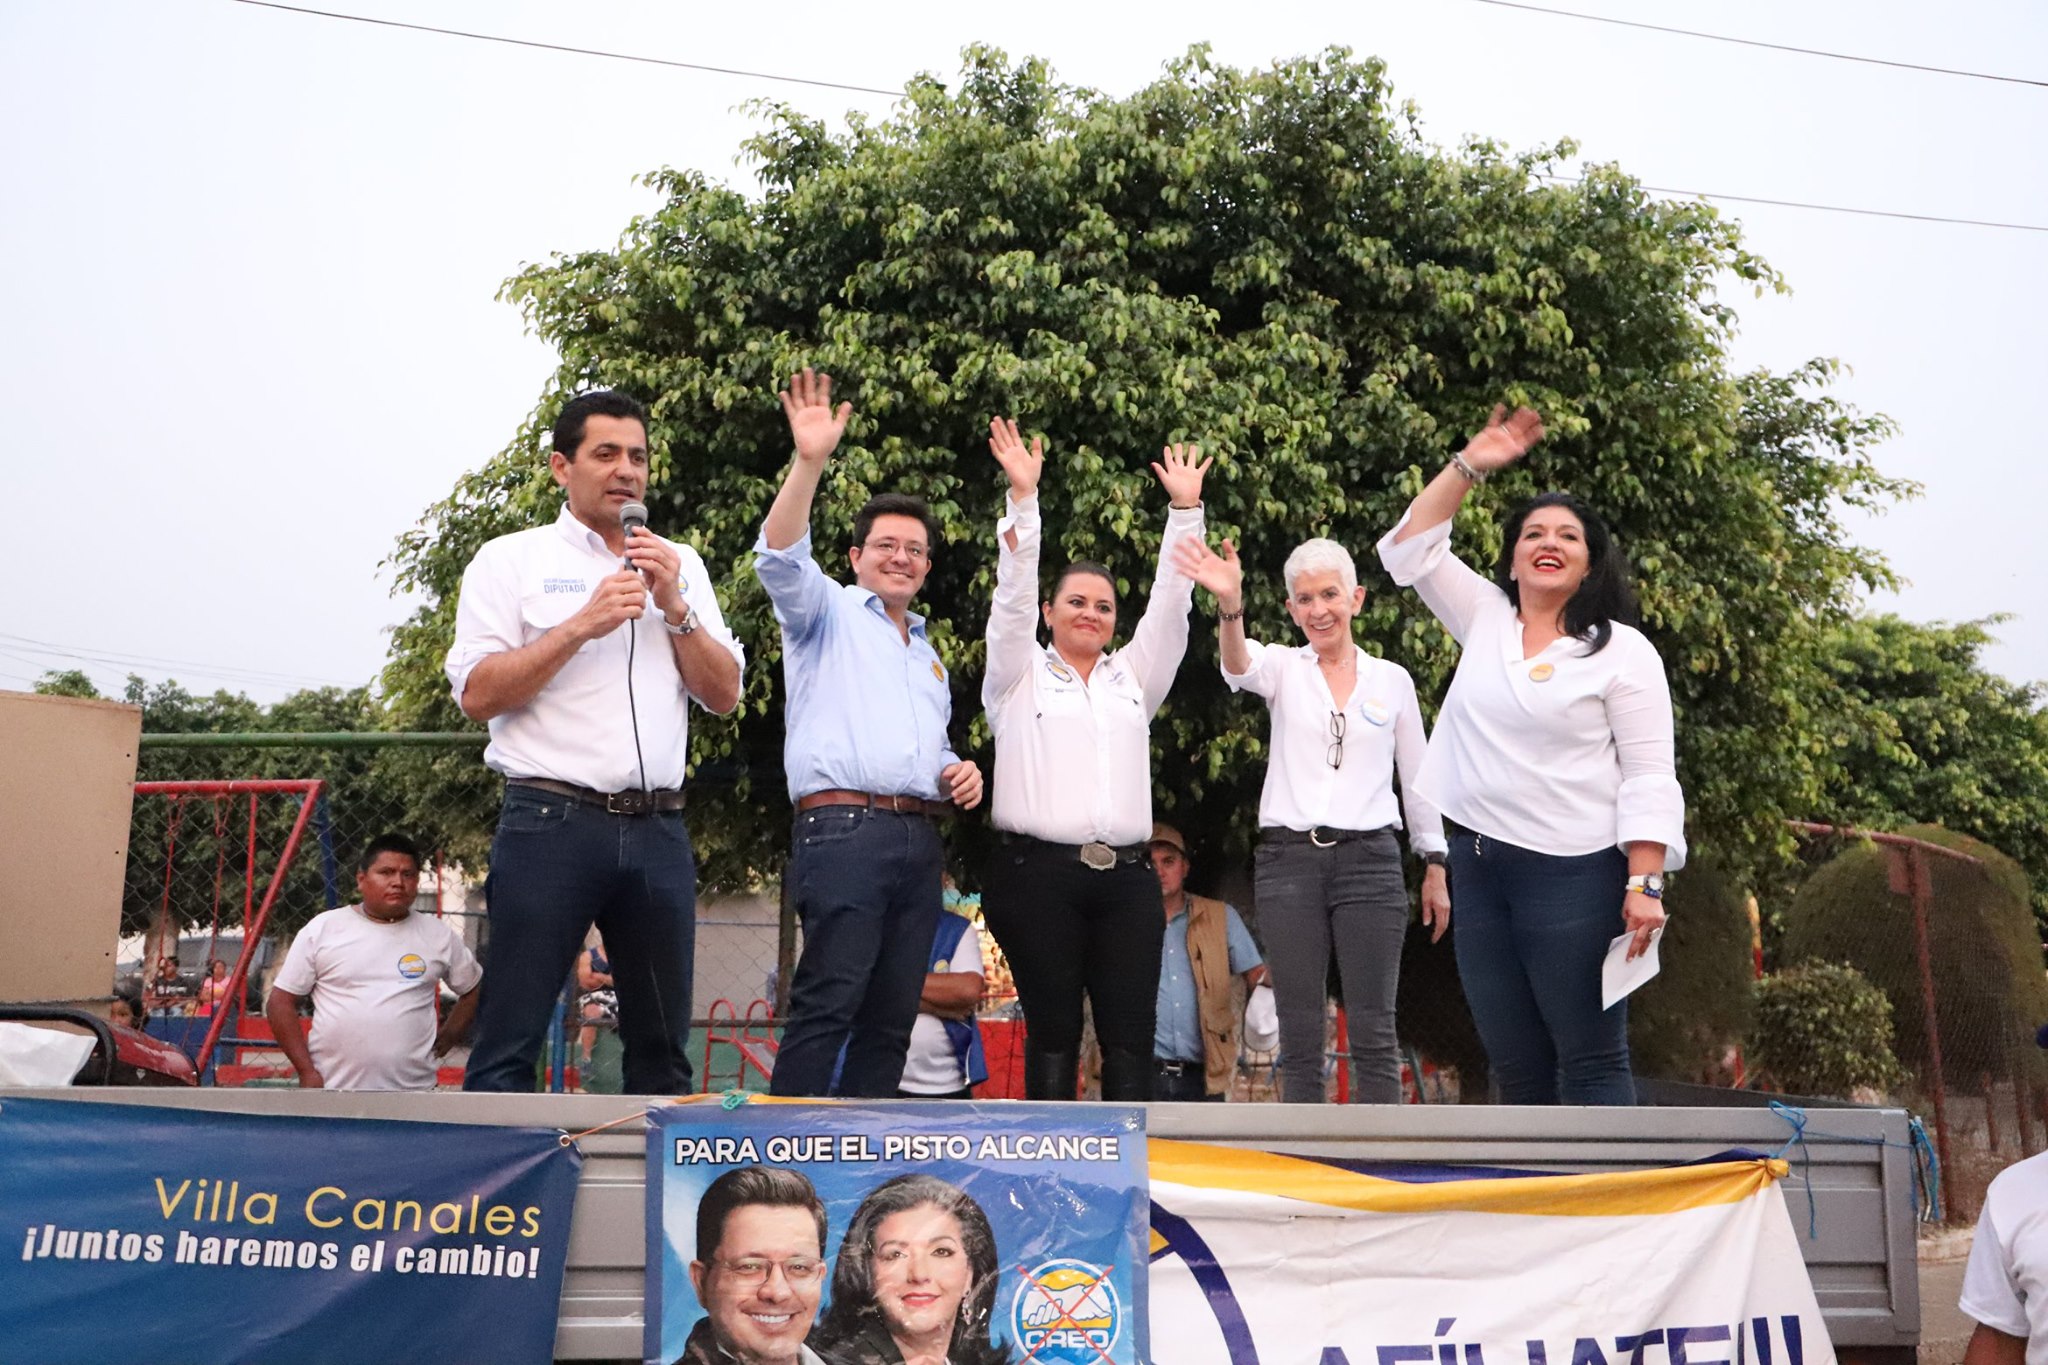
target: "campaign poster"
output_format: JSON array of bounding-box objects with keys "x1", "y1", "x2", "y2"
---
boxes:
[
  {"x1": 0, "y1": 1096, "x2": 583, "y2": 1365},
  {"x1": 646, "y1": 1101, "x2": 1147, "y2": 1365}
]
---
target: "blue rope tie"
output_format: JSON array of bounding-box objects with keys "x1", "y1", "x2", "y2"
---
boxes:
[
  {"x1": 719, "y1": 1089, "x2": 751, "y2": 1111},
  {"x1": 1765, "y1": 1099, "x2": 1943, "y2": 1236}
]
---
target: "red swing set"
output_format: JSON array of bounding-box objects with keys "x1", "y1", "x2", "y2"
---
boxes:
[{"x1": 136, "y1": 779, "x2": 327, "y2": 1077}]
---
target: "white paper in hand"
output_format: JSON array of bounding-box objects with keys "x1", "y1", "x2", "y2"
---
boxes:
[{"x1": 1601, "y1": 927, "x2": 1664, "y2": 1011}]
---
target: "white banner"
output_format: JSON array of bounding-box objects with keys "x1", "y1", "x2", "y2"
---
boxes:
[{"x1": 1147, "y1": 1142, "x2": 1832, "y2": 1365}]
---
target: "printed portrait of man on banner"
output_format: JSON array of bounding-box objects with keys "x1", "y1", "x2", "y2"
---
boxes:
[{"x1": 644, "y1": 1101, "x2": 1148, "y2": 1365}]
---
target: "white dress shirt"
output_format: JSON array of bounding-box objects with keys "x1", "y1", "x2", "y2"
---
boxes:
[
  {"x1": 1223, "y1": 640, "x2": 1447, "y2": 854},
  {"x1": 983, "y1": 491, "x2": 1203, "y2": 846},
  {"x1": 444, "y1": 505, "x2": 744, "y2": 792},
  {"x1": 1376, "y1": 513, "x2": 1686, "y2": 868}
]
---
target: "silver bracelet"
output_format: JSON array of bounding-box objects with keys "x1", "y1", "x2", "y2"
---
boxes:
[{"x1": 1449, "y1": 450, "x2": 1486, "y2": 484}]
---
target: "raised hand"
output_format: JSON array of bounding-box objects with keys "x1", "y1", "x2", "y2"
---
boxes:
[
  {"x1": 1458, "y1": 404, "x2": 1545, "y2": 474},
  {"x1": 1173, "y1": 536, "x2": 1244, "y2": 612},
  {"x1": 1151, "y1": 442, "x2": 1212, "y2": 509},
  {"x1": 987, "y1": 416, "x2": 1043, "y2": 498},
  {"x1": 779, "y1": 368, "x2": 852, "y2": 466}
]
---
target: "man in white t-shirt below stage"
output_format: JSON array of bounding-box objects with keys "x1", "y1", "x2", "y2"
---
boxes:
[
  {"x1": 266, "y1": 833, "x2": 483, "y2": 1091},
  {"x1": 1150, "y1": 823, "x2": 1266, "y2": 1102},
  {"x1": 1961, "y1": 1029, "x2": 2048, "y2": 1365},
  {"x1": 894, "y1": 888, "x2": 989, "y2": 1100}
]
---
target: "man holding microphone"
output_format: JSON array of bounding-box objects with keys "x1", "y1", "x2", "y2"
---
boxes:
[{"x1": 446, "y1": 389, "x2": 744, "y2": 1094}]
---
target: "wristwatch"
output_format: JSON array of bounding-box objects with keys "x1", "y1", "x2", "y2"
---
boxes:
[
  {"x1": 663, "y1": 604, "x2": 699, "y2": 637},
  {"x1": 1625, "y1": 873, "x2": 1666, "y2": 899},
  {"x1": 1421, "y1": 852, "x2": 1448, "y2": 870}
]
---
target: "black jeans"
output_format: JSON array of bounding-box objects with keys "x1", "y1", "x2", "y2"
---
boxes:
[
  {"x1": 980, "y1": 839, "x2": 1162, "y2": 1061},
  {"x1": 464, "y1": 784, "x2": 698, "y2": 1094},
  {"x1": 769, "y1": 807, "x2": 944, "y2": 1098}
]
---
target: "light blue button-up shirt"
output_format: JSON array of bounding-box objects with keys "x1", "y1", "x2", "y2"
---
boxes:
[
  {"x1": 754, "y1": 528, "x2": 960, "y2": 801},
  {"x1": 1155, "y1": 900, "x2": 1263, "y2": 1063}
]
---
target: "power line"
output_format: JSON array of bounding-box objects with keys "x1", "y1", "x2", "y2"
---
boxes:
[
  {"x1": 229, "y1": 1, "x2": 2048, "y2": 234},
  {"x1": 0, "y1": 634, "x2": 358, "y2": 691},
  {"x1": 1465, "y1": 0, "x2": 2047, "y2": 89},
  {"x1": 1558, "y1": 176, "x2": 2048, "y2": 234},
  {"x1": 229, "y1": 0, "x2": 908, "y2": 98}
]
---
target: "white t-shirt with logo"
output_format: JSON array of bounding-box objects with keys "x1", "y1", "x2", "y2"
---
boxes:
[
  {"x1": 272, "y1": 906, "x2": 483, "y2": 1092},
  {"x1": 1963, "y1": 1151, "x2": 2048, "y2": 1363},
  {"x1": 898, "y1": 921, "x2": 985, "y2": 1095}
]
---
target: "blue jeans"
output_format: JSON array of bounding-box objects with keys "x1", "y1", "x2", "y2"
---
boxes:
[
  {"x1": 1448, "y1": 829, "x2": 1635, "y2": 1105},
  {"x1": 769, "y1": 807, "x2": 944, "y2": 1098},
  {"x1": 463, "y1": 785, "x2": 698, "y2": 1094},
  {"x1": 1255, "y1": 830, "x2": 1411, "y2": 1104}
]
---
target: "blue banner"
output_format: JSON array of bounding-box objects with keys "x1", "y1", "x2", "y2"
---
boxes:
[
  {"x1": 0, "y1": 1097, "x2": 583, "y2": 1365},
  {"x1": 645, "y1": 1101, "x2": 1147, "y2": 1365}
]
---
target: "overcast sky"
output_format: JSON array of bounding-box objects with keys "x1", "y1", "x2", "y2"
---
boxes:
[{"x1": 2, "y1": 0, "x2": 2042, "y2": 703}]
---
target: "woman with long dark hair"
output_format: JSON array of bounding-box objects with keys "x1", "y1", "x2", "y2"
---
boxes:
[
  {"x1": 812, "y1": 1174, "x2": 1011, "y2": 1365},
  {"x1": 1376, "y1": 405, "x2": 1686, "y2": 1105}
]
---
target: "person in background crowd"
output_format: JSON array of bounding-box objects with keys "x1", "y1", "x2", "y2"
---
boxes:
[
  {"x1": 446, "y1": 388, "x2": 744, "y2": 1095},
  {"x1": 1177, "y1": 533, "x2": 1449, "y2": 1103},
  {"x1": 109, "y1": 991, "x2": 144, "y2": 1031},
  {"x1": 979, "y1": 417, "x2": 1208, "y2": 1103},
  {"x1": 1377, "y1": 405, "x2": 1685, "y2": 1105},
  {"x1": 195, "y1": 959, "x2": 231, "y2": 1017},
  {"x1": 755, "y1": 369, "x2": 983, "y2": 1099},
  {"x1": 1147, "y1": 823, "x2": 1267, "y2": 1102},
  {"x1": 895, "y1": 881, "x2": 988, "y2": 1100},
  {"x1": 267, "y1": 833, "x2": 482, "y2": 1092}
]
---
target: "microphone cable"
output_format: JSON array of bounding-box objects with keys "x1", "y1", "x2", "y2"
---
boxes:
[{"x1": 620, "y1": 503, "x2": 652, "y2": 795}]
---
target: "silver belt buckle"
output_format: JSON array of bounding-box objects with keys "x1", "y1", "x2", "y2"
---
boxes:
[
  {"x1": 1078, "y1": 841, "x2": 1117, "y2": 872},
  {"x1": 1309, "y1": 826, "x2": 1336, "y2": 848}
]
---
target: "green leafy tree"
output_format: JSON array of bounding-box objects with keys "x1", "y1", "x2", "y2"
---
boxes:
[
  {"x1": 1809, "y1": 614, "x2": 2048, "y2": 927},
  {"x1": 384, "y1": 46, "x2": 1907, "y2": 888}
]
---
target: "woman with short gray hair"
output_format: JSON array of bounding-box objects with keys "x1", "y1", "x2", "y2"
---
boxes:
[{"x1": 1176, "y1": 534, "x2": 1449, "y2": 1103}]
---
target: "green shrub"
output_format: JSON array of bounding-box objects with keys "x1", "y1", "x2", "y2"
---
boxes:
[
  {"x1": 1628, "y1": 860, "x2": 1756, "y2": 1083},
  {"x1": 1747, "y1": 962, "x2": 1906, "y2": 1098}
]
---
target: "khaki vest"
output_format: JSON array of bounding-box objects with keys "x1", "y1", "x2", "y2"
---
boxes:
[{"x1": 1182, "y1": 894, "x2": 1240, "y2": 1097}]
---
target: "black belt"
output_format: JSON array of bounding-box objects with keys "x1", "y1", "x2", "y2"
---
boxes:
[
  {"x1": 507, "y1": 777, "x2": 685, "y2": 816},
  {"x1": 1153, "y1": 1058, "x2": 1202, "y2": 1075},
  {"x1": 1261, "y1": 824, "x2": 1395, "y2": 848},
  {"x1": 1000, "y1": 832, "x2": 1150, "y2": 871}
]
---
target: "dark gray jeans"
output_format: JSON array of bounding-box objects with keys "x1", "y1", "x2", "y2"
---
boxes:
[{"x1": 1254, "y1": 829, "x2": 1410, "y2": 1104}]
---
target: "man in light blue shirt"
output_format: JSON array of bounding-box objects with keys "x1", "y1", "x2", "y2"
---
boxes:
[
  {"x1": 1150, "y1": 823, "x2": 1266, "y2": 1102},
  {"x1": 755, "y1": 368, "x2": 983, "y2": 1097}
]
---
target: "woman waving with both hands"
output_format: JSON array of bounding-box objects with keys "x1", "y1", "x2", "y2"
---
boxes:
[
  {"x1": 978, "y1": 415, "x2": 1209, "y2": 1104},
  {"x1": 1376, "y1": 404, "x2": 1686, "y2": 1106}
]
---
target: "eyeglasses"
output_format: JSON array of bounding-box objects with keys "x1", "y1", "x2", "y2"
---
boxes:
[
  {"x1": 711, "y1": 1255, "x2": 825, "y2": 1286},
  {"x1": 1326, "y1": 710, "x2": 1347, "y2": 770},
  {"x1": 861, "y1": 538, "x2": 929, "y2": 562}
]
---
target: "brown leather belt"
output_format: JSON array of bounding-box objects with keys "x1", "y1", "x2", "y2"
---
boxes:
[
  {"x1": 508, "y1": 777, "x2": 685, "y2": 816},
  {"x1": 794, "y1": 789, "x2": 950, "y2": 819}
]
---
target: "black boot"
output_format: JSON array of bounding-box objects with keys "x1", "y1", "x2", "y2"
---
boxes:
[
  {"x1": 1099, "y1": 1047, "x2": 1154, "y2": 1103},
  {"x1": 1024, "y1": 1041, "x2": 1079, "y2": 1101}
]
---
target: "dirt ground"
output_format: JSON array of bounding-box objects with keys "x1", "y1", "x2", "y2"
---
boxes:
[{"x1": 1918, "y1": 1225, "x2": 1977, "y2": 1364}]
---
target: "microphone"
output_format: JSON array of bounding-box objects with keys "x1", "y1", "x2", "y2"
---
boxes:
[{"x1": 619, "y1": 502, "x2": 648, "y2": 568}]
